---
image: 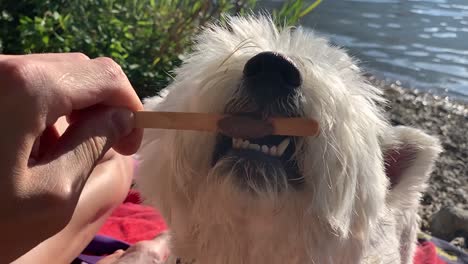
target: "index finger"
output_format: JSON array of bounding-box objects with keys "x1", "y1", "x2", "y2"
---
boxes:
[
  {"x1": 46, "y1": 56, "x2": 143, "y2": 154},
  {"x1": 50, "y1": 57, "x2": 142, "y2": 114},
  {"x1": 82, "y1": 57, "x2": 143, "y2": 154}
]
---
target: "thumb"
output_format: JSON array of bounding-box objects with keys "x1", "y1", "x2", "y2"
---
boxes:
[{"x1": 42, "y1": 107, "x2": 135, "y2": 193}]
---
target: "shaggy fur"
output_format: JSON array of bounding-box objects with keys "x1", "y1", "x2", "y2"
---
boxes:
[{"x1": 136, "y1": 16, "x2": 442, "y2": 264}]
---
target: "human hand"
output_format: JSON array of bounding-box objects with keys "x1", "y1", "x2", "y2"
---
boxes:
[{"x1": 0, "y1": 53, "x2": 143, "y2": 262}]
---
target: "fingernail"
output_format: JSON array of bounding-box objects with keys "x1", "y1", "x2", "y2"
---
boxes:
[{"x1": 111, "y1": 109, "x2": 135, "y2": 137}]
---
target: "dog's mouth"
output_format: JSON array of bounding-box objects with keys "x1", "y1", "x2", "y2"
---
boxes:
[
  {"x1": 210, "y1": 51, "x2": 305, "y2": 191},
  {"x1": 212, "y1": 120, "x2": 303, "y2": 190}
]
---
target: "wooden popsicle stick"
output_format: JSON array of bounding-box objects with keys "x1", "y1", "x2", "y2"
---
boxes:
[
  {"x1": 134, "y1": 111, "x2": 223, "y2": 132},
  {"x1": 134, "y1": 111, "x2": 320, "y2": 137},
  {"x1": 271, "y1": 117, "x2": 320, "y2": 137}
]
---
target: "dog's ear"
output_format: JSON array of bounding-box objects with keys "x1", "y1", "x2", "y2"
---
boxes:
[{"x1": 383, "y1": 126, "x2": 442, "y2": 208}]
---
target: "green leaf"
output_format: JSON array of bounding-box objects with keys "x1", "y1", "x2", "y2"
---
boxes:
[
  {"x1": 53, "y1": 11, "x2": 61, "y2": 20},
  {"x1": 152, "y1": 57, "x2": 161, "y2": 65},
  {"x1": 299, "y1": 0, "x2": 322, "y2": 18},
  {"x1": 19, "y1": 16, "x2": 33, "y2": 24},
  {"x1": 54, "y1": 33, "x2": 65, "y2": 42},
  {"x1": 111, "y1": 51, "x2": 122, "y2": 58},
  {"x1": 192, "y1": 2, "x2": 201, "y2": 13},
  {"x1": 42, "y1": 35, "x2": 49, "y2": 45},
  {"x1": 129, "y1": 64, "x2": 140, "y2": 70}
]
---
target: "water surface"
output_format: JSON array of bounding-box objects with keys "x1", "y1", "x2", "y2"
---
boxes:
[{"x1": 260, "y1": 0, "x2": 468, "y2": 101}]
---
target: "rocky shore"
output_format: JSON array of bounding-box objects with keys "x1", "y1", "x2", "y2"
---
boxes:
[{"x1": 369, "y1": 76, "x2": 468, "y2": 249}]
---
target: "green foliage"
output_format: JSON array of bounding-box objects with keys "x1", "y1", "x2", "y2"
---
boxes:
[
  {"x1": 273, "y1": 0, "x2": 322, "y2": 26},
  {"x1": 0, "y1": 0, "x2": 321, "y2": 98}
]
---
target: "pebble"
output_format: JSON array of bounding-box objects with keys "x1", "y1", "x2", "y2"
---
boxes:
[{"x1": 430, "y1": 206, "x2": 468, "y2": 242}]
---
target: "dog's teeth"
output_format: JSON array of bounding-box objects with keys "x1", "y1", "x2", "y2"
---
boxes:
[
  {"x1": 277, "y1": 138, "x2": 290, "y2": 156},
  {"x1": 248, "y1": 144, "x2": 261, "y2": 151},
  {"x1": 234, "y1": 138, "x2": 290, "y2": 155},
  {"x1": 270, "y1": 146, "x2": 277, "y2": 156}
]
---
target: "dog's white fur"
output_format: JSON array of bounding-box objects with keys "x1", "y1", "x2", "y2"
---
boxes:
[{"x1": 136, "y1": 16, "x2": 442, "y2": 263}]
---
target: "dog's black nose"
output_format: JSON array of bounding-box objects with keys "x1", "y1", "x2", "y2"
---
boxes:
[{"x1": 243, "y1": 52, "x2": 301, "y2": 102}]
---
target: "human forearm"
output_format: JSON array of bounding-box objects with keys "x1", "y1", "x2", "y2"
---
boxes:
[{"x1": 11, "y1": 154, "x2": 133, "y2": 264}]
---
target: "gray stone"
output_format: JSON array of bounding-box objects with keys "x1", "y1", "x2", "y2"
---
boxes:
[
  {"x1": 451, "y1": 237, "x2": 466, "y2": 249},
  {"x1": 430, "y1": 206, "x2": 468, "y2": 241}
]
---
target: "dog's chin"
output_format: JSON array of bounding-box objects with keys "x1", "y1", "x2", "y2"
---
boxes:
[{"x1": 211, "y1": 134, "x2": 303, "y2": 193}]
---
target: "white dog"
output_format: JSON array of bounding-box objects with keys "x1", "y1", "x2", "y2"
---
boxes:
[{"x1": 136, "y1": 16, "x2": 442, "y2": 264}]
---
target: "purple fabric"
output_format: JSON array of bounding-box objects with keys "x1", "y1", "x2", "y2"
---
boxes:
[
  {"x1": 74, "y1": 235, "x2": 130, "y2": 264},
  {"x1": 419, "y1": 234, "x2": 468, "y2": 264}
]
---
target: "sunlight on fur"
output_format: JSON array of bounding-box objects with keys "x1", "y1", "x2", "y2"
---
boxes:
[{"x1": 136, "y1": 15, "x2": 442, "y2": 264}]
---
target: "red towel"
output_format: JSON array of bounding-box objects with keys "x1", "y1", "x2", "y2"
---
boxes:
[
  {"x1": 97, "y1": 190, "x2": 167, "y2": 244},
  {"x1": 413, "y1": 241, "x2": 446, "y2": 264},
  {"x1": 97, "y1": 190, "x2": 465, "y2": 263}
]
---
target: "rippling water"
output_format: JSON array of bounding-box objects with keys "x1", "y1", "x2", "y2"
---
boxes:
[{"x1": 259, "y1": 0, "x2": 468, "y2": 101}]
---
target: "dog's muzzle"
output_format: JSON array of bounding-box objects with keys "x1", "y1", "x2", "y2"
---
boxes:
[{"x1": 211, "y1": 52, "x2": 304, "y2": 192}]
